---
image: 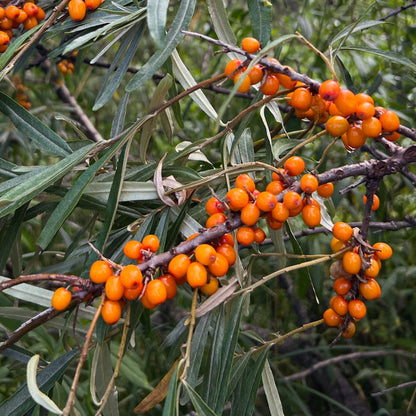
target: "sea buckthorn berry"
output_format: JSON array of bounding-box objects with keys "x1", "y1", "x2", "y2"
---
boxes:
[
  {"x1": 51, "y1": 287, "x2": 72, "y2": 311},
  {"x1": 359, "y1": 278, "x2": 381, "y2": 300},
  {"x1": 341, "y1": 132, "x2": 354, "y2": 152},
  {"x1": 302, "y1": 204, "x2": 321, "y2": 227},
  {"x1": 272, "y1": 169, "x2": 286, "y2": 182},
  {"x1": 220, "y1": 233, "x2": 234, "y2": 246},
  {"x1": 120, "y1": 264, "x2": 143, "y2": 290},
  {"x1": 330, "y1": 237, "x2": 346, "y2": 254},
  {"x1": 266, "y1": 180, "x2": 285, "y2": 195},
  {"x1": 200, "y1": 276, "x2": 219, "y2": 296},
  {"x1": 325, "y1": 115, "x2": 349, "y2": 137},
  {"x1": 68, "y1": 0, "x2": 87, "y2": 21},
  {"x1": 123, "y1": 285, "x2": 142, "y2": 301},
  {"x1": 0, "y1": 8, "x2": 4, "y2": 20},
  {"x1": 348, "y1": 299, "x2": 367, "y2": 320},
  {"x1": 363, "y1": 194, "x2": 380, "y2": 211},
  {"x1": 235, "y1": 173, "x2": 255, "y2": 193},
  {"x1": 205, "y1": 197, "x2": 223, "y2": 215},
  {"x1": 206, "y1": 212, "x2": 227, "y2": 228},
  {"x1": 283, "y1": 191, "x2": 303, "y2": 211},
  {"x1": 260, "y1": 74, "x2": 280, "y2": 95},
  {"x1": 248, "y1": 64, "x2": 264, "y2": 85},
  {"x1": 15, "y1": 10, "x2": 28, "y2": 24},
  {"x1": 317, "y1": 182, "x2": 334, "y2": 198},
  {"x1": 255, "y1": 191, "x2": 277, "y2": 212},
  {"x1": 333, "y1": 277, "x2": 352, "y2": 296},
  {"x1": 334, "y1": 89, "x2": 357, "y2": 117},
  {"x1": 225, "y1": 58, "x2": 243, "y2": 79},
  {"x1": 355, "y1": 93, "x2": 374, "y2": 105},
  {"x1": 0, "y1": 30, "x2": 9, "y2": 45},
  {"x1": 342, "y1": 251, "x2": 362, "y2": 275},
  {"x1": 123, "y1": 240, "x2": 142, "y2": 259},
  {"x1": 276, "y1": 67, "x2": 297, "y2": 89},
  {"x1": 168, "y1": 254, "x2": 191, "y2": 279},
  {"x1": 226, "y1": 187, "x2": 249, "y2": 211},
  {"x1": 386, "y1": 131, "x2": 400, "y2": 142},
  {"x1": 323, "y1": 308, "x2": 343, "y2": 327},
  {"x1": 187, "y1": 261, "x2": 208, "y2": 288},
  {"x1": 141, "y1": 290, "x2": 157, "y2": 309},
  {"x1": 1, "y1": 17, "x2": 13, "y2": 30},
  {"x1": 364, "y1": 256, "x2": 380, "y2": 278},
  {"x1": 266, "y1": 213, "x2": 284, "y2": 230},
  {"x1": 355, "y1": 102, "x2": 375, "y2": 120},
  {"x1": 216, "y1": 243, "x2": 236, "y2": 266},
  {"x1": 253, "y1": 226, "x2": 266, "y2": 243},
  {"x1": 208, "y1": 252, "x2": 229, "y2": 277},
  {"x1": 5, "y1": 5, "x2": 20, "y2": 20},
  {"x1": 361, "y1": 116, "x2": 382, "y2": 138},
  {"x1": 241, "y1": 37, "x2": 260, "y2": 53},
  {"x1": 332, "y1": 222, "x2": 353, "y2": 242},
  {"x1": 90, "y1": 260, "x2": 113, "y2": 284},
  {"x1": 23, "y1": 16, "x2": 37, "y2": 30},
  {"x1": 271, "y1": 202, "x2": 289, "y2": 223},
  {"x1": 329, "y1": 102, "x2": 343, "y2": 116},
  {"x1": 195, "y1": 244, "x2": 217, "y2": 266},
  {"x1": 234, "y1": 72, "x2": 251, "y2": 93},
  {"x1": 346, "y1": 124, "x2": 366, "y2": 148},
  {"x1": 23, "y1": 2, "x2": 38, "y2": 17},
  {"x1": 146, "y1": 279, "x2": 167, "y2": 305},
  {"x1": 300, "y1": 173, "x2": 319, "y2": 194},
  {"x1": 284, "y1": 156, "x2": 305, "y2": 176},
  {"x1": 373, "y1": 242, "x2": 393, "y2": 260},
  {"x1": 330, "y1": 295, "x2": 348, "y2": 316},
  {"x1": 159, "y1": 274, "x2": 177, "y2": 299},
  {"x1": 101, "y1": 300, "x2": 122, "y2": 324},
  {"x1": 36, "y1": 6, "x2": 46, "y2": 21},
  {"x1": 319, "y1": 79, "x2": 341, "y2": 101},
  {"x1": 105, "y1": 276, "x2": 124, "y2": 301},
  {"x1": 379, "y1": 110, "x2": 400, "y2": 132},
  {"x1": 240, "y1": 202, "x2": 261, "y2": 226},
  {"x1": 85, "y1": 0, "x2": 101, "y2": 10},
  {"x1": 142, "y1": 234, "x2": 160, "y2": 253},
  {"x1": 236, "y1": 226, "x2": 255, "y2": 246},
  {"x1": 289, "y1": 87, "x2": 312, "y2": 111},
  {"x1": 341, "y1": 320, "x2": 357, "y2": 338}
]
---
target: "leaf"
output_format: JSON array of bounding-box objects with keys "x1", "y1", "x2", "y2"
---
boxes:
[
  {"x1": 340, "y1": 46, "x2": 416, "y2": 72},
  {"x1": 229, "y1": 128, "x2": 254, "y2": 166},
  {"x1": 162, "y1": 362, "x2": 181, "y2": 416},
  {"x1": 0, "y1": 92, "x2": 72, "y2": 157},
  {"x1": 147, "y1": 0, "x2": 169, "y2": 48},
  {"x1": 248, "y1": 0, "x2": 272, "y2": 46},
  {"x1": 126, "y1": 0, "x2": 196, "y2": 92},
  {"x1": 183, "y1": 381, "x2": 217, "y2": 416},
  {"x1": 206, "y1": 0, "x2": 237, "y2": 49},
  {"x1": 262, "y1": 360, "x2": 285, "y2": 416},
  {"x1": 85, "y1": 181, "x2": 158, "y2": 201},
  {"x1": 0, "y1": 349, "x2": 79, "y2": 416},
  {"x1": 330, "y1": 20, "x2": 386, "y2": 45},
  {"x1": 111, "y1": 93, "x2": 130, "y2": 138}
]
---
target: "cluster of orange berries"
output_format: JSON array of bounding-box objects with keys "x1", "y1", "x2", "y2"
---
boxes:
[
  {"x1": 323, "y1": 221, "x2": 393, "y2": 338},
  {"x1": 68, "y1": 0, "x2": 102, "y2": 21},
  {"x1": 13, "y1": 75, "x2": 31, "y2": 109},
  {"x1": 0, "y1": 1, "x2": 45, "y2": 52}
]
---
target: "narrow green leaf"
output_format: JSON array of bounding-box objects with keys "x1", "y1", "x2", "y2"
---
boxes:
[
  {"x1": 183, "y1": 381, "x2": 217, "y2": 416},
  {"x1": 162, "y1": 363, "x2": 180, "y2": 416},
  {"x1": 248, "y1": 0, "x2": 272, "y2": 46},
  {"x1": 226, "y1": 352, "x2": 254, "y2": 399},
  {"x1": 154, "y1": 208, "x2": 170, "y2": 253},
  {"x1": 126, "y1": 0, "x2": 196, "y2": 92},
  {"x1": 147, "y1": 0, "x2": 169, "y2": 48},
  {"x1": 206, "y1": 0, "x2": 237, "y2": 47},
  {"x1": 330, "y1": 20, "x2": 385, "y2": 45},
  {"x1": 262, "y1": 360, "x2": 285, "y2": 416},
  {"x1": 85, "y1": 181, "x2": 158, "y2": 202},
  {"x1": 230, "y1": 128, "x2": 254, "y2": 166},
  {"x1": 0, "y1": 92, "x2": 72, "y2": 157},
  {"x1": 111, "y1": 93, "x2": 130, "y2": 138}
]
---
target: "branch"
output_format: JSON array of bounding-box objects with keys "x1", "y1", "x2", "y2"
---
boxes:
[{"x1": 379, "y1": 1, "x2": 416, "y2": 21}]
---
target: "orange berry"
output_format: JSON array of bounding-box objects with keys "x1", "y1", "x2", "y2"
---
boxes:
[
  {"x1": 226, "y1": 187, "x2": 249, "y2": 211},
  {"x1": 105, "y1": 275, "x2": 124, "y2": 301},
  {"x1": 341, "y1": 320, "x2": 356, "y2": 338},
  {"x1": 252, "y1": 226, "x2": 266, "y2": 243},
  {"x1": 271, "y1": 202, "x2": 289, "y2": 223},
  {"x1": 85, "y1": 0, "x2": 101, "y2": 10},
  {"x1": 51, "y1": 287, "x2": 72, "y2": 311},
  {"x1": 248, "y1": 64, "x2": 264, "y2": 85},
  {"x1": 330, "y1": 295, "x2": 348, "y2": 316},
  {"x1": 5, "y1": 5, "x2": 20, "y2": 20},
  {"x1": 332, "y1": 222, "x2": 353, "y2": 242},
  {"x1": 220, "y1": 233, "x2": 235, "y2": 246},
  {"x1": 266, "y1": 180, "x2": 285, "y2": 195},
  {"x1": 355, "y1": 93, "x2": 374, "y2": 106},
  {"x1": 101, "y1": 300, "x2": 122, "y2": 324},
  {"x1": 146, "y1": 279, "x2": 167, "y2": 305},
  {"x1": 235, "y1": 173, "x2": 255, "y2": 193},
  {"x1": 234, "y1": 72, "x2": 251, "y2": 93},
  {"x1": 255, "y1": 191, "x2": 277, "y2": 212},
  {"x1": 325, "y1": 115, "x2": 350, "y2": 137},
  {"x1": 23, "y1": 16, "x2": 37, "y2": 30},
  {"x1": 1, "y1": 17, "x2": 13, "y2": 30},
  {"x1": 236, "y1": 226, "x2": 255, "y2": 246},
  {"x1": 260, "y1": 74, "x2": 280, "y2": 95},
  {"x1": 363, "y1": 194, "x2": 380, "y2": 211},
  {"x1": 323, "y1": 308, "x2": 343, "y2": 327},
  {"x1": 205, "y1": 197, "x2": 224, "y2": 215},
  {"x1": 89, "y1": 260, "x2": 113, "y2": 284},
  {"x1": 346, "y1": 124, "x2": 366, "y2": 148},
  {"x1": 225, "y1": 58, "x2": 243, "y2": 79},
  {"x1": 168, "y1": 254, "x2": 191, "y2": 279},
  {"x1": 123, "y1": 240, "x2": 143, "y2": 259},
  {"x1": 348, "y1": 299, "x2": 367, "y2": 320},
  {"x1": 195, "y1": 244, "x2": 217, "y2": 266},
  {"x1": 276, "y1": 66, "x2": 297, "y2": 89},
  {"x1": 284, "y1": 156, "x2": 305, "y2": 176},
  {"x1": 355, "y1": 102, "x2": 375, "y2": 120},
  {"x1": 0, "y1": 8, "x2": 4, "y2": 20},
  {"x1": 23, "y1": 3, "x2": 38, "y2": 17},
  {"x1": 334, "y1": 89, "x2": 357, "y2": 117},
  {"x1": 120, "y1": 264, "x2": 143, "y2": 290},
  {"x1": 302, "y1": 204, "x2": 321, "y2": 227},
  {"x1": 142, "y1": 234, "x2": 160, "y2": 253},
  {"x1": 317, "y1": 182, "x2": 334, "y2": 198},
  {"x1": 36, "y1": 6, "x2": 46, "y2": 21},
  {"x1": 159, "y1": 274, "x2": 177, "y2": 299},
  {"x1": 342, "y1": 251, "x2": 362, "y2": 275},
  {"x1": 187, "y1": 261, "x2": 208, "y2": 288},
  {"x1": 364, "y1": 256, "x2": 380, "y2": 278},
  {"x1": 386, "y1": 131, "x2": 400, "y2": 142},
  {"x1": 359, "y1": 277, "x2": 381, "y2": 300},
  {"x1": 372, "y1": 242, "x2": 393, "y2": 260},
  {"x1": 330, "y1": 237, "x2": 346, "y2": 254},
  {"x1": 300, "y1": 173, "x2": 319, "y2": 194},
  {"x1": 240, "y1": 202, "x2": 261, "y2": 226},
  {"x1": 283, "y1": 191, "x2": 302, "y2": 211},
  {"x1": 0, "y1": 30, "x2": 9, "y2": 46},
  {"x1": 216, "y1": 243, "x2": 236, "y2": 266},
  {"x1": 361, "y1": 117, "x2": 382, "y2": 138},
  {"x1": 379, "y1": 110, "x2": 400, "y2": 132},
  {"x1": 266, "y1": 213, "x2": 284, "y2": 230},
  {"x1": 329, "y1": 102, "x2": 343, "y2": 116},
  {"x1": 206, "y1": 212, "x2": 227, "y2": 228},
  {"x1": 123, "y1": 285, "x2": 143, "y2": 301},
  {"x1": 141, "y1": 290, "x2": 157, "y2": 309},
  {"x1": 200, "y1": 276, "x2": 219, "y2": 296},
  {"x1": 208, "y1": 252, "x2": 229, "y2": 277},
  {"x1": 241, "y1": 37, "x2": 260, "y2": 53},
  {"x1": 319, "y1": 79, "x2": 341, "y2": 101},
  {"x1": 333, "y1": 277, "x2": 352, "y2": 296},
  {"x1": 289, "y1": 87, "x2": 312, "y2": 111},
  {"x1": 68, "y1": 0, "x2": 86, "y2": 21},
  {"x1": 15, "y1": 10, "x2": 28, "y2": 24}
]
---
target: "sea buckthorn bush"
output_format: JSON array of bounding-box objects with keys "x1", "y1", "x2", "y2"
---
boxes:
[{"x1": 0, "y1": 2, "x2": 415, "y2": 416}]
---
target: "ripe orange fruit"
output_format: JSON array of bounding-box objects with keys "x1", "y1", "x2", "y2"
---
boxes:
[
  {"x1": 248, "y1": 64, "x2": 264, "y2": 85},
  {"x1": 330, "y1": 238, "x2": 346, "y2": 254},
  {"x1": 325, "y1": 115, "x2": 349, "y2": 137},
  {"x1": 334, "y1": 89, "x2": 357, "y2": 117},
  {"x1": 266, "y1": 180, "x2": 285, "y2": 195},
  {"x1": 284, "y1": 156, "x2": 305, "y2": 176},
  {"x1": 159, "y1": 274, "x2": 177, "y2": 299},
  {"x1": 89, "y1": 260, "x2": 113, "y2": 284},
  {"x1": 289, "y1": 87, "x2": 312, "y2": 111},
  {"x1": 51, "y1": 287, "x2": 72, "y2": 311},
  {"x1": 260, "y1": 74, "x2": 280, "y2": 95},
  {"x1": 359, "y1": 278, "x2": 381, "y2": 300},
  {"x1": 5, "y1": 5, "x2": 20, "y2": 20},
  {"x1": 208, "y1": 252, "x2": 229, "y2": 277},
  {"x1": 23, "y1": 3, "x2": 39, "y2": 17},
  {"x1": 235, "y1": 173, "x2": 255, "y2": 193},
  {"x1": 220, "y1": 233, "x2": 235, "y2": 246},
  {"x1": 252, "y1": 226, "x2": 266, "y2": 243},
  {"x1": 355, "y1": 93, "x2": 374, "y2": 106},
  {"x1": 120, "y1": 264, "x2": 143, "y2": 290},
  {"x1": 348, "y1": 299, "x2": 367, "y2": 320},
  {"x1": 346, "y1": 124, "x2": 366, "y2": 148},
  {"x1": 234, "y1": 72, "x2": 251, "y2": 93},
  {"x1": 255, "y1": 191, "x2": 277, "y2": 212},
  {"x1": 142, "y1": 234, "x2": 160, "y2": 253},
  {"x1": 342, "y1": 251, "x2": 362, "y2": 275},
  {"x1": 146, "y1": 279, "x2": 167, "y2": 305},
  {"x1": 205, "y1": 197, "x2": 224, "y2": 215},
  {"x1": 372, "y1": 242, "x2": 393, "y2": 260},
  {"x1": 216, "y1": 244, "x2": 236, "y2": 266},
  {"x1": 342, "y1": 320, "x2": 356, "y2": 338},
  {"x1": 355, "y1": 102, "x2": 375, "y2": 120},
  {"x1": 105, "y1": 276, "x2": 124, "y2": 301},
  {"x1": 276, "y1": 66, "x2": 297, "y2": 89},
  {"x1": 141, "y1": 290, "x2": 157, "y2": 309},
  {"x1": 187, "y1": 261, "x2": 208, "y2": 288},
  {"x1": 101, "y1": 300, "x2": 122, "y2": 324},
  {"x1": 300, "y1": 173, "x2": 319, "y2": 194},
  {"x1": 0, "y1": 30, "x2": 9, "y2": 45},
  {"x1": 323, "y1": 308, "x2": 342, "y2": 326},
  {"x1": 241, "y1": 37, "x2": 260, "y2": 53},
  {"x1": 333, "y1": 277, "x2": 352, "y2": 296},
  {"x1": 226, "y1": 187, "x2": 249, "y2": 211},
  {"x1": 283, "y1": 191, "x2": 303, "y2": 211},
  {"x1": 123, "y1": 285, "x2": 143, "y2": 301},
  {"x1": 195, "y1": 244, "x2": 217, "y2": 266},
  {"x1": 225, "y1": 58, "x2": 243, "y2": 79},
  {"x1": 68, "y1": 0, "x2": 86, "y2": 21},
  {"x1": 330, "y1": 295, "x2": 348, "y2": 316},
  {"x1": 379, "y1": 110, "x2": 400, "y2": 132},
  {"x1": 266, "y1": 213, "x2": 284, "y2": 229},
  {"x1": 361, "y1": 116, "x2": 382, "y2": 138},
  {"x1": 319, "y1": 79, "x2": 341, "y2": 101},
  {"x1": 85, "y1": 0, "x2": 101, "y2": 10},
  {"x1": 200, "y1": 276, "x2": 219, "y2": 296},
  {"x1": 23, "y1": 16, "x2": 37, "y2": 30},
  {"x1": 236, "y1": 226, "x2": 255, "y2": 246},
  {"x1": 168, "y1": 254, "x2": 191, "y2": 279},
  {"x1": 123, "y1": 240, "x2": 142, "y2": 259},
  {"x1": 317, "y1": 182, "x2": 334, "y2": 198},
  {"x1": 332, "y1": 222, "x2": 353, "y2": 242},
  {"x1": 271, "y1": 202, "x2": 289, "y2": 223},
  {"x1": 364, "y1": 257, "x2": 380, "y2": 278},
  {"x1": 363, "y1": 194, "x2": 380, "y2": 211},
  {"x1": 302, "y1": 204, "x2": 321, "y2": 227},
  {"x1": 240, "y1": 202, "x2": 261, "y2": 226},
  {"x1": 206, "y1": 212, "x2": 227, "y2": 228}
]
